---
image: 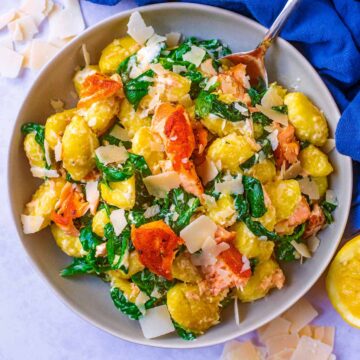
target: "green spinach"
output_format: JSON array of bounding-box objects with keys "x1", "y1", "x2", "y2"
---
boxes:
[
  {"x1": 272, "y1": 105, "x2": 288, "y2": 114},
  {"x1": 110, "y1": 287, "x2": 143, "y2": 320},
  {"x1": 173, "y1": 321, "x2": 197, "y2": 341},
  {"x1": 21, "y1": 123, "x2": 46, "y2": 151},
  {"x1": 243, "y1": 176, "x2": 266, "y2": 218}
]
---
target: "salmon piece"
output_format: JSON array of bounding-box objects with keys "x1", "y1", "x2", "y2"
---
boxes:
[
  {"x1": 50, "y1": 182, "x2": 89, "y2": 236},
  {"x1": 304, "y1": 204, "x2": 326, "y2": 238},
  {"x1": 214, "y1": 226, "x2": 236, "y2": 243},
  {"x1": 260, "y1": 268, "x2": 285, "y2": 292},
  {"x1": 152, "y1": 103, "x2": 204, "y2": 198},
  {"x1": 275, "y1": 196, "x2": 311, "y2": 234},
  {"x1": 131, "y1": 220, "x2": 183, "y2": 280},
  {"x1": 201, "y1": 245, "x2": 251, "y2": 296},
  {"x1": 274, "y1": 125, "x2": 300, "y2": 168},
  {"x1": 192, "y1": 122, "x2": 208, "y2": 165},
  {"x1": 78, "y1": 73, "x2": 123, "y2": 108}
]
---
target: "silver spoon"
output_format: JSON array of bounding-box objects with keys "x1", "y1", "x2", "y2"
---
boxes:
[{"x1": 221, "y1": 0, "x2": 301, "y2": 87}]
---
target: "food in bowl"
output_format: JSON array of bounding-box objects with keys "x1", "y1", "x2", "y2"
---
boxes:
[{"x1": 20, "y1": 11, "x2": 337, "y2": 340}]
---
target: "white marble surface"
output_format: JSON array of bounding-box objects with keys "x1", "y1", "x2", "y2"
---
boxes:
[{"x1": 0, "y1": 1, "x2": 359, "y2": 359}]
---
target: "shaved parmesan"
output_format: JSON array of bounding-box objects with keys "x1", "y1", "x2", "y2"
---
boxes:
[
  {"x1": 54, "y1": 140, "x2": 62, "y2": 162},
  {"x1": 291, "y1": 241, "x2": 311, "y2": 258},
  {"x1": 48, "y1": 0, "x2": 85, "y2": 40},
  {"x1": 321, "y1": 138, "x2": 335, "y2": 154},
  {"x1": 290, "y1": 336, "x2": 332, "y2": 360},
  {"x1": 267, "y1": 130, "x2": 279, "y2": 151},
  {"x1": 325, "y1": 190, "x2": 337, "y2": 205},
  {"x1": 139, "y1": 305, "x2": 175, "y2": 339},
  {"x1": 215, "y1": 176, "x2": 243, "y2": 195},
  {"x1": 267, "y1": 349, "x2": 294, "y2": 360},
  {"x1": 283, "y1": 161, "x2": 303, "y2": 180},
  {"x1": 261, "y1": 86, "x2": 284, "y2": 109},
  {"x1": 180, "y1": 215, "x2": 217, "y2": 253},
  {"x1": 109, "y1": 125, "x2": 130, "y2": 142},
  {"x1": 166, "y1": 32, "x2": 181, "y2": 48},
  {"x1": 0, "y1": 9, "x2": 16, "y2": 30},
  {"x1": 204, "y1": 76, "x2": 218, "y2": 91},
  {"x1": 110, "y1": 209, "x2": 127, "y2": 236},
  {"x1": 127, "y1": 11, "x2": 154, "y2": 45},
  {"x1": 20, "y1": 0, "x2": 50, "y2": 25},
  {"x1": 258, "y1": 317, "x2": 291, "y2": 343},
  {"x1": 50, "y1": 98, "x2": 64, "y2": 112},
  {"x1": 43, "y1": 140, "x2": 51, "y2": 166},
  {"x1": 135, "y1": 291, "x2": 150, "y2": 315},
  {"x1": 85, "y1": 181, "x2": 99, "y2": 215},
  {"x1": 30, "y1": 167, "x2": 58, "y2": 178},
  {"x1": 307, "y1": 235, "x2": 320, "y2": 253},
  {"x1": 149, "y1": 63, "x2": 167, "y2": 75},
  {"x1": 7, "y1": 21, "x2": 23, "y2": 41},
  {"x1": 299, "y1": 325, "x2": 313, "y2": 337},
  {"x1": 265, "y1": 334, "x2": 299, "y2": 356},
  {"x1": 282, "y1": 298, "x2": 318, "y2": 334},
  {"x1": 0, "y1": 46, "x2": 23, "y2": 78},
  {"x1": 191, "y1": 237, "x2": 229, "y2": 266},
  {"x1": 82, "y1": 43, "x2": 90, "y2": 67},
  {"x1": 172, "y1": 64, "x2": 187, "y2": 74},
  {"x1": 12, "y1": 15, "x2": 38, "y2": 41},
  {"x1": 21, "y1": 214, "x2": 44, "y2": 234},
  {"x1": 143, "y1": 171, "x2": 181, "y2": 198},
  {"x1": 95, "y1": 145, "x2": 128, "y2": 165},
  {"x1": 234, "y1": 298, "x2": 240, "y2": 327},
  {"x1": 27, "y1": 39, "x2": 61, "y2": 70},
  {"x1": 322, "y1": 326, "x2": 335, "y2": 348},
  {"x1": 147, "y1": 33, "x2": 166, "y2": 46},
  {"x1": 197, "y1": 159, "x2": 218, "y2": 185},
  {"x1": 143, "y1": 204, "x2": 160, "y2": 219},
  {"x1": 298, "y1": 177, "x2": 320, "y2": 200},
  {"x1": 183, "y1": 46, "x2": 206, "y2": 67},
  {"x1": 255, "y1": 104, "x2": 288, "y2": 126},
  {"x1": 221, "y1": 340, "x2": 260, "y2": 360},
  {"x1": 0, "y1": 36, "x2": 13, "y2": 50}
]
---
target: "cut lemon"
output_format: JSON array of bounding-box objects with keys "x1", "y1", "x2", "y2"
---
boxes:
[{"x1": 326, "y1": 235, "x2": 360, "y2": 328}]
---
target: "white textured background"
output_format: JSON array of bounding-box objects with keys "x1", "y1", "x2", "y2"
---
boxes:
[{"x1": 0, "y1": 1, "x2": 359, "y2": 359}]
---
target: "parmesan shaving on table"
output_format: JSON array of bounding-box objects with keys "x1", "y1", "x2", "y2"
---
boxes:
[{"x1": 220, "y1": 297, "x2": 336, "y2": 359}]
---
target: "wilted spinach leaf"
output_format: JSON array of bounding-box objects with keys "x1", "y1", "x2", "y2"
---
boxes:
[
  {"x1": 252, "y1": 112, "x2": 272, "y2": 126},
  {"x1": 243, "y1": 176, "x2": 266, "y2": 218},
  {"x1": 321, "y1": 200, "x2": 337, "y2": 224},
  {"x1": 79, "y1": 225, "x2": 102, "y2": 252},
  {"x1": 195, "y1": 90, "x2": 247, "y2": 122},
  {"x1": 173, "y1": 321, "x2": 197, "y2": 341},
  {"x1": 124, "y1": 69, "x2": 155, "y2": 109},
  {"x1": 110, "y1": 287, "x2": 143, "y2": 320},
  {"x1": 60, "y1": 258, "x2": 96, "y2": 277},
  {"x1": 272, "y1": 105, "x2": 288, "y2": 114},
  {"x1": 21, "y1": 122, "x2": 46, "y2": 151},
  {"x1": 275, "y1": 224, "x2": 306, "y2": 261}
]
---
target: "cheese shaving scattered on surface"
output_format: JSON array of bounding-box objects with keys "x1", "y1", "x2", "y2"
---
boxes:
[
  {"x1": 0, "y1": 9, "x2": 16, "y2": 30},
  {"x1": 298, "y1": 177, "x2": 320, "y2": 200},
  {"x1": 0, "y1": 46, "x2": 24, "y2": 78},
  {"x1": 183, "y1": 45, "x2": 206, "y2": 67},
  {"x1": 197, "y1": 158, "x2": 218, "y2": 185},
  {"x1": 27, "y1": 39, "x2": 61, "y2": 70},
  {"x1": 30, "y1": 167, "x2": 58, "y2": 178},
  {"x1": 255, "y1": 104, "x2": 289, "y2": 126},
  {"x1": 221, "y1": 298, "x2": 336, "y2": 360},
  {"x1": 143, "y1": 171, "x2": 181, "y2": 198},
  {"x1": 85, "y1": 181, "x2": 99, "y2": 215},
  {"x1": 165, "y1": 32, "x2": 181, "y2": 48},
  {"x1": 50, "y1": 98, "x2": 64, "y2": 112}
]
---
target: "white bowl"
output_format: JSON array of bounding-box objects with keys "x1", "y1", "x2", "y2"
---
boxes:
[{"x1": 8, "y1": 3, "x2": 352, "y2": 349}]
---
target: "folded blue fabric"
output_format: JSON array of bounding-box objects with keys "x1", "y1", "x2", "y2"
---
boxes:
[
  {"x1": 89, "y1": 0, "x2": 360, "y2": 232},
  {"x1": 86, "y1": 0, "x2": 121, "y2": 5}
]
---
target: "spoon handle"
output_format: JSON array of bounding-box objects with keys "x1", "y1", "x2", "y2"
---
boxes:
[{"x1": 261, "y1": 0, "x2": 301, "y2": 48}]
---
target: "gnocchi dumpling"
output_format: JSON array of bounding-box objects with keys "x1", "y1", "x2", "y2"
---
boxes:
[
  {"x1": 24, "y1": 132, "x2": 46, "y2": 168},
  {"x1": 207, "y1": 133, "x2": 255, "y2": 172},
  {"x1": 78, "y1": 97, "x2": 120, "y2": 135},
  {"x1": 62, "y1": 115, "x2": 99, "y2": 181},
  {"x1": 73, "y1": 65, "x2": 99, "y2": 94},
  {"x1": 131, "y1": 127, "x2": 165, "y2": 174},
  {"x1": 284, "y1": 92, "x2": 329, "y2": 147},
  {"x1": 167, "y1": 283, "x2": 222, "y2": 333},
  {"x1": 247, "y1": 159, "x2": 276, "y2": 184},
  {"x1": 265, "y1": 180, "x2": 301, "y2": 222},
  {"x1": 51, "y1": 224, "x2": 86, "y2": 257},
  {"x1": 118, "y1": 99, "x2": 151, "y2": 138},
  {"x1": 237, "y1": 259, "x2": 284, "y2": 302},
  {"x1": 92, "y1": 208, "x2": 110, "y2": 237},
  {"x1": 299, "y1": 144, "x2": 333, "y2": 177},
  {"x1": 100, "y1": 176, "x2": 136, "y2": 210},
  {"x1": 99, "y1": 36, "x2": 140, "y2": 75},
  {"x1": 108, "y1": 272, "x2": 140, "y2": 302},
  {"x1": 312, "y1": 176, "x2": 328, "y2": 198},
  {"x1": 108, "y1": 251, "x2": 145, "y2": 280},
  {"x1": 233, "y1": 221, "x2": 275, "y2": 261},
  {"x1": 206, "y1": 193, "x2": 237, "y2": 227},
  {"x1": 24, "y1": 178, "x2": 65, "y2": 229},
  {"x1": 172, "y1": 252, "x2": 202, "y2": 283},
  {"x1": 45, "y1": 108, "x2": 76, "y2": 149}
]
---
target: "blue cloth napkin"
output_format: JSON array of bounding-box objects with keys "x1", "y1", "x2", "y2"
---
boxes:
[{"x1": 86, "y1": 0, "x2": 360, "y2": 233}]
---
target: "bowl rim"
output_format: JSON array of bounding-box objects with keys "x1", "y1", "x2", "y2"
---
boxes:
[{"x1": 7, "y1": 2, "x2": 352, "y2": 349}]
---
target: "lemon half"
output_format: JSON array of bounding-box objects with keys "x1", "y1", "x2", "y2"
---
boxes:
[{"x1": 326, "y1": 235, "x2": 360, "y2": 328}]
